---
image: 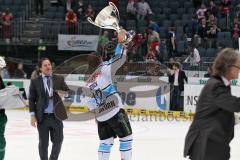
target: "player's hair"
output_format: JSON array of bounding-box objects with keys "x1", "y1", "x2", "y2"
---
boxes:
[
  {"x1": 212, "y1": 48, "x2": 240, "y2": 76},
  {"x1": 38, "y1": 57, "x2": 51, "y2": 68},
  {"x1": 173, "y1": 62, "x2": 180, "y2": 69}
]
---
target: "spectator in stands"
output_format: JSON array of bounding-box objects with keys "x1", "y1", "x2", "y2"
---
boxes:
[
  {"x1": 66, "y1": 0, "x2": 77, "y2": 12},
  {"x1": 14, "y1": 63, "x2": 27, "y2": 79},
  {"x1": 184, "y1": 45, "x2": 201, "y2": 67},
  {"x1": 220, "y1": 0, "x2": 231, "y2": 16},
  {"x1": 148, "y1": 20, "x2": 160, "y2": 33},
  {"x1": 196, "y1": 4, "x2": 207, "y2": 22},
  {"x1": 0, "y1": 12, "x2": 3, "y2": 39},
  {"x1": 127, "y1": 0, "x2": 137, "y2": 19},
  {"x1": 146, "y1": 63, "x2": 163, "y2": 76},
  {"x1": 31, "y1": 66, "x2": 40, "y2": 80},
  {"x1": 206, "y1": 14, "x2": 217, "y2": 27},
  {"x1": 65, "y1": 9, "x2": 77, "y2": 34},
  {"x1": 85, "y1": 4, "x2": 95, "y2": 20},
  {"x1": 98, "y1": 31, "x2": 110, "y2": 59},
  {"x1": 166, "y1": 27, "x2": 176, "y2": 59},
  {"x1": 35, "y1": 0, "x2": 44, "y2": 15},
  {"x1": 232, "y1": 15, "x2": 239, "y2": 49},
  {"x1": 153, "y1": 64, "x2": 164, "y2": 76},
  {"x1": 2, "y1": 8, "x2": 13, "y2": 41},
  {"x1": 207, "y1": 22, "x2": 221, "y2": 48},
  {"x1": 168, "y1": 62, "x2": 188, "y2": 111},
  {"x1": 146, "y1": 63, "x2": 155, "y2": 75},
  {"x1": 77, "y1": 0, "x2": 85, "y2": 21},
  {"x1": 208, "y1": 0, "x2": 218, "y2": 17},
  {"x1": 128, "y1": 32, "x2": 144, "y2": 62},
  {"x1": 136, "y1": 0, "x2": 153, "y2": 21},
  {"x1": 198, "y1": 18, "x2": 208, "y2": 47},
  {"x1": 183, "y1": 15, "x2": 199, "y2": 38},
  {"x1": 146, "y1": 26, "x2": 160, "y2": 62},
  {"x1": 0, "y1": 65, "x2": 9, "y2": 79}
]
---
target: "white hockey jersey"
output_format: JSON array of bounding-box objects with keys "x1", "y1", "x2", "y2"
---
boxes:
[{"x1": 85, "y1": 44, "x2": 127, "y2": 122}]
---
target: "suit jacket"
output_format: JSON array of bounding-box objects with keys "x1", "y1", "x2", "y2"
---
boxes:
[
  {"x1": 184, "y1": 76, "x2": 240, "y2": 159},
  {"x1": 29, "y1": 74, "x2": 69, "y2": 123},
  {"x1": 168, "y1": 70, "x2": 188, "y2": 91}
]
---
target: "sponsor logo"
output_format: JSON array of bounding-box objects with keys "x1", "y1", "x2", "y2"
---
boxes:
[
  {"x1": 156, "y1": 86, "x2": 168, "y2": 110},
  {"x1": 67, "y1": 36, "x2": 93, "y2": 48}
]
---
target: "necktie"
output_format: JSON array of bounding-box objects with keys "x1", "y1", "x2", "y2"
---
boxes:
[
  {"x1": 45, "y1": 76, "x2": 51, "y2": 96},
  {"x1": 46, "y1": 76, "x2": 50, "y2": 89}
]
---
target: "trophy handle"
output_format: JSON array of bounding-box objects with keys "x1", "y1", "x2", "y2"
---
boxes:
[
  {"x1": 87, "y1": 17, "x2": 103, "y2": 28},
  {"x1": 109, "y1": 2, "x2": 120, "y2": 22}
]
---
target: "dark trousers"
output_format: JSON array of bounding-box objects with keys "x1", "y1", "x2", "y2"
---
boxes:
[
  {"x1": 0, "y1": 113, "x2": 7, "y2": 160},
  {"x1": 37, "y1": 114, "x2": 63, "y2": 160},
  {"x1": 35, "y1": 0, "x2": 44, "y2": 15},
  {"x1": 170, "y1": 86, "x2": 181, "y2": 111}
]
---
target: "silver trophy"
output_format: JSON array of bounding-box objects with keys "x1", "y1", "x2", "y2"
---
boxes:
[{"x1": 87, "y1": 2, "x2": 121, "y2": 32}]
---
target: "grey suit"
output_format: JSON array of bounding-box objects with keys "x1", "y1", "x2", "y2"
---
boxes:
[
  {"x1": 184, "y1": 76, "x2": 240, "y2": 160},
  {"x1": 29, "y1": 74, "x2": 69, "y2": 160}
]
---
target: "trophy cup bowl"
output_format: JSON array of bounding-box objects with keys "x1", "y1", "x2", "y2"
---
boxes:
[{"x1": 87, "y1": 2, "x2": 121, "y2": 32}]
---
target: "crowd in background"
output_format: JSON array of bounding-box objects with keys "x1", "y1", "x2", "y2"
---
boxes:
[{"x1": 0, "y1": 0, "x2": 239, "y2": 79}]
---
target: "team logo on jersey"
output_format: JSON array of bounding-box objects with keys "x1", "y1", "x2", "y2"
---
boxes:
[{"x1": 93, "y1": 89, "x2": 105, "y2": 106}]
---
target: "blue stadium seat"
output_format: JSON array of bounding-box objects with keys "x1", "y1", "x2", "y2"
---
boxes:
[
  {"x1": 162, "y1": 20, "x2": 172, "y2": 29},
  {"x1": 184, "y1": 1, "x2": 192, "y2": 9},
  {"x1": 169, "y1": 14, "x2": 179, "y2": 23},
  {"x1": 169, "y1": 2, "x2": 180, "y2": 13},
  {"x1": 157, "y1": 14, "x2": 167, "y2": 22},
  {"x1": 174, "y1": 20, "x2": 183, "y2": 27},
  {"x1": 159, "y1": 27, "x2": 167, "y2": 39},
  {"x1": 206, "y1": 48, "x2": 217, "y2": 57},
  {"x1": 218, "y1": 18, "x2": 227, "y2": 31},
  {"x1": 177, "y1": 8, "x2": 185, "y2": 15},
  {"x1": 182, "y1": 14, "x2": 191, "y2": 21},
  {"x1": 162, "y1": 8, "x2": 171, "y2": 15}
]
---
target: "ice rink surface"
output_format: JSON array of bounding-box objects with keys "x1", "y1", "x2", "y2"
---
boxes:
[{"x1": 4, "y1": 110, "x2": 240, "y2": 160}]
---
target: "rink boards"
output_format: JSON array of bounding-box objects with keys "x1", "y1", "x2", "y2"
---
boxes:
[{"x1": 5, "y1": 76, "x2": 240, "y2": 121}]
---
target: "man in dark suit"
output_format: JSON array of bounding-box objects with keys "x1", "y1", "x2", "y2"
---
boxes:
[
  {"x1": 184, "y1": 48, "x2": 240, "y2": 160},
  {"x1": 29, "y1": 58, "x2": 69, "y2": 160},
  {"x1": 168, "y1": 62, "x2": 188, "y2": 111}
]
